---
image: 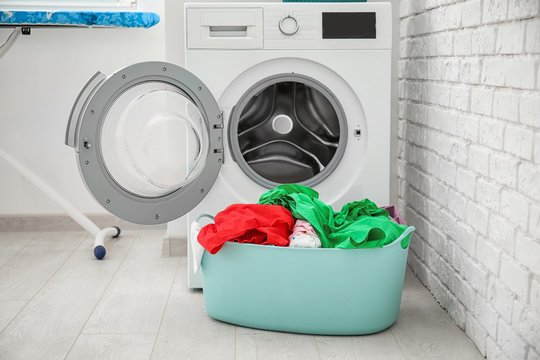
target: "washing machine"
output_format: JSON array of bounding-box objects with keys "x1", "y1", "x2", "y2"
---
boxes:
[{"x1": 65, "y1": 2, "x2": 392, "y2": 288}]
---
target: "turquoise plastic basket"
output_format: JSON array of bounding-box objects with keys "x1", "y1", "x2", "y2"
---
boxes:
[{"x1": 201, "y1": 226, "x2": 415, "y2": 335}]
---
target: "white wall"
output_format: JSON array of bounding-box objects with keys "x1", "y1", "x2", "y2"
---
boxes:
[
  {"x1": 398, "y1": 1, "x2": 540, "y2": 359},
  {"x1": 0, "y1": 0, "x2": 400, "y2": 217},
  {"x1": 0, "y1": 1, "x2": 166, "y2": 215}
]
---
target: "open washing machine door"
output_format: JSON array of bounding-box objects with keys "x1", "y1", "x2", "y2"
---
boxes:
[{"x1": 65, "y1": 61, "x2": 223, "y2": 225}]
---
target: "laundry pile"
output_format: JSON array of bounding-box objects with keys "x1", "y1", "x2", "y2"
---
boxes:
[{"x1": 195, "y1": 184, "x2": 409, "y2": 260}]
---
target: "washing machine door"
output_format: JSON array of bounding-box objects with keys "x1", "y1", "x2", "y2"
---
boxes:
[{"x1": 65, "y1": 61, "x2": 223, "y2": 225}]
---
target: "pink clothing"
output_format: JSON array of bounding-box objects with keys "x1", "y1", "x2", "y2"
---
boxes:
[{"x1": 289, "y1": 220, "x2": 321, "y2": 248}]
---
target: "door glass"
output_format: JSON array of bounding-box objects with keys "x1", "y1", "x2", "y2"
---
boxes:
[{"x1": 101, "y1": 81, "x2": 209, "y2": 198}]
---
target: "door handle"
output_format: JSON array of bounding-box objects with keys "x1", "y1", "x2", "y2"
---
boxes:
[{"x1": 65, "y1": 71, "x2": 106, "y2": 150}]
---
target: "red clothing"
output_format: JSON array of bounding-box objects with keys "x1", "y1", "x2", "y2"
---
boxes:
[{"x1": 197, "y1": 204, "x2": 294, "y2": 254}]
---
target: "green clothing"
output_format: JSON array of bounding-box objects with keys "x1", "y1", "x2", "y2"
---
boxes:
[{"x1": 258, "y1": 184, "x2": 409, "y2": 249}]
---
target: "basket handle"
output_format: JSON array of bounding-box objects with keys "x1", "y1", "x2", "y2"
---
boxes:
[
  {"x1": 195, "y1": 213, "x2": 215, "y2": 224},
  {"x1": 397, "y1": 226, "x2": 415, "y2": 249}
]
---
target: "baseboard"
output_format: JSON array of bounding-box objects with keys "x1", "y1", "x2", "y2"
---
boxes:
[
  {"x1": 165, "y1": 236, "x2": 187, "y2": 257},
  {"x1": 0, "y1": 214, "x2": 165, "y2": 232}
]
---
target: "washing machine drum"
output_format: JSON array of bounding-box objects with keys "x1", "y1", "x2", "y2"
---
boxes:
[{"x1": 229, "y1": 74, "x2": 348, "y2": 189}]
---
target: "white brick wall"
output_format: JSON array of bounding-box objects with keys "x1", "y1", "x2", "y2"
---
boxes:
[{"x1": 399, "y1": 1, "x2": 540, "y2": 359}]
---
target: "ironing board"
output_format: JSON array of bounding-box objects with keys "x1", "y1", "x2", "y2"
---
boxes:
[
  {"x1": 0, "y1": 10, "x2": 160, "y2": 28},
  {"x1": 0, "y1": 10, "x2": 159, "y2": 259}
]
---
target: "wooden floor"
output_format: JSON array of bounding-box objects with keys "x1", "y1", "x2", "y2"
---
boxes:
[{"x1": 0, "y1": 230, "x2": 483, "y2": 360}]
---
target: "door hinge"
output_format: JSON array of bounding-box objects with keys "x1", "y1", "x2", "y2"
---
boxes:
[{"x1": 213, "y1": 111, "x2": 224, "y2": 163}]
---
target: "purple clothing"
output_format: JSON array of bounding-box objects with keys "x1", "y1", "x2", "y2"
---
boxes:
[{"x1": 382, "y1": 206, "x2": 406, "y2": 225}]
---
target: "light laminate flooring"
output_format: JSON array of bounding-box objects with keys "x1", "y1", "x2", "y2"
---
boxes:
[{"x1": 0, "y1": 230, "x2": 483, "y2": 360}]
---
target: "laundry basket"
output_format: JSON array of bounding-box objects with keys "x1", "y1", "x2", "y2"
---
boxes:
[{"x1": 201, "y1": 226, "x2": 415, "y2": 335}]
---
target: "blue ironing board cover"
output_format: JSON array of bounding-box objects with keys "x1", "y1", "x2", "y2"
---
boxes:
[{"x1": 0, "y1": 10, "x2": 160, "y2": 28}]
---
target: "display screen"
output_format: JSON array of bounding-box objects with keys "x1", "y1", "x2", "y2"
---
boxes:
[{"x1": 322, "y1": 12, "x2": 376, "y2": 39}]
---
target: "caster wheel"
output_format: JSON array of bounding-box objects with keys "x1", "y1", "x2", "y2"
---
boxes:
[{"x1": 112, "y1": 226, "x2": 121, "y2": 238}]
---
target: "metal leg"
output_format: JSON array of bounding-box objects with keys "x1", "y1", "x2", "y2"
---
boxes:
[
  {"x1": 0, "y1": 147, "x2": 121, "y2": 259},
  {"x1": 93, "y1": 226, "x2": 121, "y2": 259}
]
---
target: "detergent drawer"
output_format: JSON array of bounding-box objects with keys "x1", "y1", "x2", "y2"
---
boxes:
[{"x1": 186, "y1": 7, "x2": 263, "y2": 49}]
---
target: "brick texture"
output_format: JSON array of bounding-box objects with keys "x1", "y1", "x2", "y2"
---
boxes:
[{"x1": 399, "y1": 1, "x2": 540, "y2": 359}]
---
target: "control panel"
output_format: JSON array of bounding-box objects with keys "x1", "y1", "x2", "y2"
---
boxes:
[{"x1": 186, "y1": 3, "x2": 391, "y2": 50}]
